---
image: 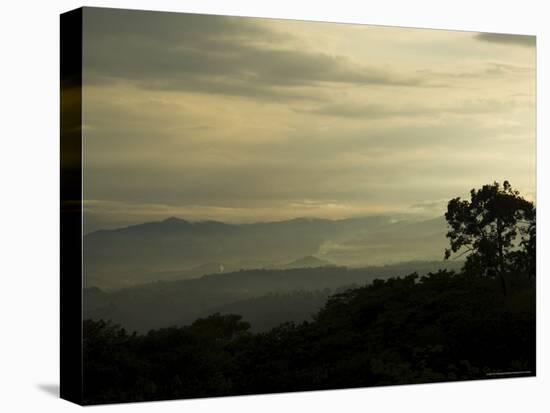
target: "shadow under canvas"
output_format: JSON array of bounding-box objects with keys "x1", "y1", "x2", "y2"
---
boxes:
[{"x1": 37, "y1": 383, "x2": 60, "y2": 398}]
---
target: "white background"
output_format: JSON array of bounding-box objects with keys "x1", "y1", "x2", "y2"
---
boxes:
[{"x1": 0, "y1": 0, "x2": 548, "y2": 411}]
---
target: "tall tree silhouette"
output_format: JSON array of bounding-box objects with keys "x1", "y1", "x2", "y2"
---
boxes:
[{"x1": 444, "y1": 181, "x2": 534, "y2": 294}]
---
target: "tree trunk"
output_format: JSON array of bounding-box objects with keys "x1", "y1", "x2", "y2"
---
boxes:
[
  {"x1": 499, "y1": 272, "x2": 507, "y2": 296},
  {"x1": 496, "y1": 218, "x2": 507, "y2": 296}
]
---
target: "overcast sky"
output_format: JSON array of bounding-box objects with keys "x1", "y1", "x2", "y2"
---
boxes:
[{"x1": 82, "y1": 7, "x2": 536, "y2": 232}]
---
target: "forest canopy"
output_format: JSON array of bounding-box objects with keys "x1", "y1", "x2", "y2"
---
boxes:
[{"x1": 82, "y1": 182, "x2": 536, "y2": 404}]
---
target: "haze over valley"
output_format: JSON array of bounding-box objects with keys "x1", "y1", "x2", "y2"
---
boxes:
[
  {"x1": 83, "y1": 213, "x2": 463, "y2": 332},
  {"x1": 76, "y1": 9, "x2": 536, "y2": 402},
  {"x1": 84, "y1": 214, "x2": 452, "y2": 289}
]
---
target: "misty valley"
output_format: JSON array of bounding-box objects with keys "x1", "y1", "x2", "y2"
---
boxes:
[
  {"x1": 84, "y1": 215, "x2": 450, "y2": 289},
  {"x1": 59, "y1": 8, "x2": 536, "y2": 406},
  {"x1": 83, "y1": 215, "x2": 461, "y2": 332},
  {"x1": 84, "y1": 261, "x2": 463, "y2": 333},
  {"x1": 83, "y1": 182, "x2": 535, "y2": 403}
]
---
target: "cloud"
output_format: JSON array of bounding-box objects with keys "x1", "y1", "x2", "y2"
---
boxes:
[
  {"x1": 83, "y1": 198, "x2": 384, "y2": 233},
  {"x1": 299, "y1": 103, "x2": 428, "y2": 119},
  {"x1": 83, "y1": 7, "x2": 427, "y2": 102},
  {"x1": 414, "y1": 61, "x2": 534, "y2": 84},
  {"x1": 474, "y1": 33, "x2": 535, "y2": 48},
  {"x1": 299, "y1": 98, "x2": 528, "y2": 119},
  {"x1": 483, "y1": 62, "x2": 535, "y2": 76},
  {"x1": 409, "y1": 199, "x2": 449, "y2": 215},
  {"x1": 80, "y1": 8, "x2": 536, "y2": 232}
]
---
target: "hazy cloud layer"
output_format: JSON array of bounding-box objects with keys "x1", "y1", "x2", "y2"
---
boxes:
[
  {"x1": 298, "y1": 98, "x2": 532, "y2": 119},
  {"x1": 84, "y1": 8, "x2": 435, "y2": 102},
  {"x1": 475, "y1": 33, "x2": 536, "y2": 48},
  {"x1": 82, "y1": 8, "x2": 536, "y2": 232}
]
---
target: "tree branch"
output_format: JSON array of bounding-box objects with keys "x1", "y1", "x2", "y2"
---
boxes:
[{"x1": 452, "y1": 247, "x2": 474, "y2": 260}]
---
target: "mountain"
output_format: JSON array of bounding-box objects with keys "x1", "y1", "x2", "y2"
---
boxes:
[
  {"x1": 144, "y1": 262, "x2": 226, "y2": 282},
  {"x1": 84, "y1": 215, "x2": 448, "y2": 289},
  {"x1": 83, "y1": 260, "x2": 463, "y2": 333},
  {"x1": 205, "y1": 290, "x2": 332, "y2": 332},
  {"x1": 268, "y1": 255, "x2": 335, "y2": 270}
]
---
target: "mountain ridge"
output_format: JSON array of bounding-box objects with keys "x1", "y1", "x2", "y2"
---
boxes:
[{"x1": 84, "y1": 214, "x2": 448, "y2": 289}]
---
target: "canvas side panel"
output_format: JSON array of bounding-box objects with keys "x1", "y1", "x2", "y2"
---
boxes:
[{"x1": 60, "y1": 7, "x2": 83, "y2": 405}]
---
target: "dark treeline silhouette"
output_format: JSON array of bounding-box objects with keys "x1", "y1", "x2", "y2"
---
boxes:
[
  {"x1": 82, "y1": 182, "x2": 536, "y2": 404},
  {"x1": 83, "y1": 271, "x2": 535, "y2": 404},
  {"x1": 84, "y1": 261, "x2": 463, "y2": 333},
  {"x1": 445, "y1": 181, "x2": 535, "y2": 294}
]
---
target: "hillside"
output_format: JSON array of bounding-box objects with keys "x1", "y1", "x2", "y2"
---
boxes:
[
  {"x1": 83, "y1": 260, "x2": 462, "y2": 333},
  {"x1": 82, "y1": 270, "x2": 535, "y2": 404},
  {"x1": 84, "y1": 215, "x2": 448, "y2": 289},
  {"x1": 267, "y1": 255, "x2": 335, "y2": 270}
]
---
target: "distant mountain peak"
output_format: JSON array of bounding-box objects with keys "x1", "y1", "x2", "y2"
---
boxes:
[
  {"x1": 288, "y1": 217, "x2": 324, "y2": 223},
  {"x1": 162, "y1": 216, "x2": 188, "y2": 224},
  {"x1": 84, "y1": 214, "x2": 448, "y2": 289},
  {"x1": 289, "y1": 256, "x2": 333, "y2": 266},
  {"x1": 267, "y1": 255, "x2": 335, "y2": 270}
]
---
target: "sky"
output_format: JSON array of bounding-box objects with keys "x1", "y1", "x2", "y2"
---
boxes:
[{"x1": 82, "y1": 7, "x2": 536, "y2": 233}]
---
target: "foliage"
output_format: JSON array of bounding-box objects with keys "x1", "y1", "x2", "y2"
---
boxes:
[
  {"x1": 444, "y1": 181, "x2": 535, "y2": 292},
  {"x1": 84, "y1": 261, "x2": 462, "y2": 333},
  {"x1": 82, "y1": 181, "x2": 536, "y2": 404},
  {"x1": 83, "y1": 270, "x2": 535, "y2": 404}
]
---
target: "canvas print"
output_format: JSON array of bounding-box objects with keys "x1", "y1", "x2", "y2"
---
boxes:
[{"x1": 60, "y1": 7, "x2": 536, "y2": 405}]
